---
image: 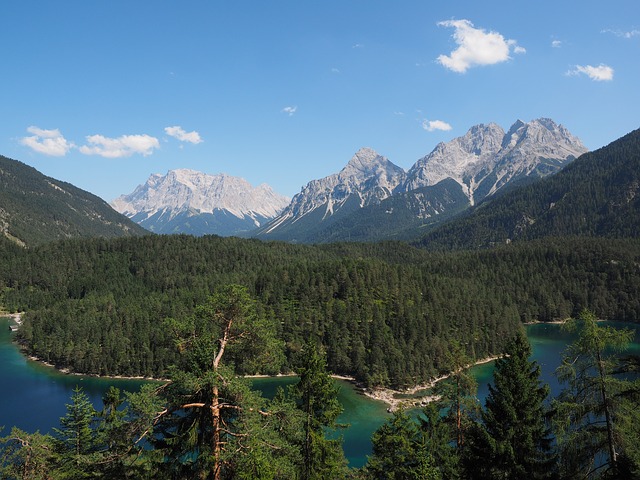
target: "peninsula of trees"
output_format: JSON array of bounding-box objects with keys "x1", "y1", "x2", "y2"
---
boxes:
[{"x1": 1, "y1": 234, "x2": 640, "y2": 388}]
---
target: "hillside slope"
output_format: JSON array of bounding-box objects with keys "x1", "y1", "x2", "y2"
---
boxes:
[
  {"x1": 416, "y1": 128, "x2": 640, "y2": 250},
  {"x1": 0, "y1": 155, "x2": 147, "y2": 246}
]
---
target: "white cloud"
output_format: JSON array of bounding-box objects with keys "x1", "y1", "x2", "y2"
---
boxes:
[
  {"x1": 602, "y1": 28, "x2": 640, "y2": 39},
  {"x1": 20, "y1": 126, "x2": 74, "y2": 156},
  {"x1": 164, "y1": 126, "x2": 203, "y2": 144},
  {"x1": 281, "y1": 106, "x2": 297, "y2": 116},
  {"x1": 422, "y1": 119, "x2": 453, "y2": 132},
  {"x1": 513, "y1": 45, "x2": 527, "y2": 54},
  {"x1": 552, "y1": 39, "x2": 563, "y2": 48},
  {"x1": 437, "y1": 19, "x2": 524, "y2": 73},
  {"x1": 331, "y1": 67, "x2": 340, "y2": 73},
  {"x1": 79, "y1": 134, "x2": 160, "y2": 158},
  {"x1": 567, "y1": 64, "x2": 614, "y2": 82}
]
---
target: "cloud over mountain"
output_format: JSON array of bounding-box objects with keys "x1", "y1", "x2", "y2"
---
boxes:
[
  {"x1": 437, "y1": 19, "x2": 524, "y2": 73},
  {"x1": 79, "y1": 134, "x2": 160, "y2": 158},
  {"x1": 20, "y1": 126, "x2": 74, "y2": 157}
]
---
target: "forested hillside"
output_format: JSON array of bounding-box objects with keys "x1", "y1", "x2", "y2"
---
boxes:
[
  {"x1": 0, "y1": 155, "x2": 147, "y2": 246},
  {"x1": 2, "y1": 234, "x2": 639, "y2": 388},
  {"x1": 416, "y1": 127, "x2": 640, "y2": 250}
]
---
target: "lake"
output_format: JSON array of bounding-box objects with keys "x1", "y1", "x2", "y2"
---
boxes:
[{"x1": 1, "y1": 317, "x2": 638, "y2": 468}]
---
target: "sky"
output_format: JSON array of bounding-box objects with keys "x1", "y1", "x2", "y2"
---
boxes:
[{"x1": 1, "y1": 1, "x2": 639, "y2": 202}]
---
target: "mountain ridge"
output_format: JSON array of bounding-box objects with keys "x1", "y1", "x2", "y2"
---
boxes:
[
  {"x1": 415, "y1": 126, "x2": 640, "y2": 250},
  {"x1": 0, "y1": 155, "x2": 147, "y2": 246},
  {"x1": 111, "y1": 169, "x2": 290, "y2": 236},
  {"x1": 254, "y1": 118, "x2": 587, "y2": 243}
]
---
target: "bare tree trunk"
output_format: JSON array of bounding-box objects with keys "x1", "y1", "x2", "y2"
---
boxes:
[
  {"x1": 212, "y1": 384, "x2": 221, "y2": 480},
  {"x1": 210, "y1": 317, "x2": 231, "y2": 480}
]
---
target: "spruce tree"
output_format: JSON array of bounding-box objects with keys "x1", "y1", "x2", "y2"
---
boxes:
[
  {"x1": 465, "y1": 332, "x2": 555, "y2": 479},
  {"x1": 366, "y1": 407, "x2": 441, "y2": 480},
  {"x1": 294, "y1": 342, "x2": 348, "y2": 480},
  {"x1": 52, "y1": 386, "x2": 100, "y2": 479}
]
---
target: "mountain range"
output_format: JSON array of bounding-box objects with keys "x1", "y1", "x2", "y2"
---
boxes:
[
  {"x1": 107, "y1": 118, "x2": 586, "y2": 241},
  {"x1": 416, "y1": 126, "x2": 640, "y2": 250},
  {"x1": 253, "y1": 118, "x2": 588, "y2": 242},
  {"x1": 6, "y1": 117, "x2": 638, "y2": 251},
  {"x1": 111, "y1": 169, "x2": 290, "y2": 236}
]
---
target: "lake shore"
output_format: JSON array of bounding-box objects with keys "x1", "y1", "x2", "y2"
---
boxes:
[
  {"x1": 7, "y1": 312, "x2": 496, "y2": 410},
  {"x1": 523, "y1": 319, "x2": 568, "y2": 325},
  {"x1": 359, "y1": 355, "x2": 501, "y2": 412}
]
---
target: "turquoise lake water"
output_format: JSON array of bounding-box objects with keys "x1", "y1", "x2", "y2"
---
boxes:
[{"x1": 1, "y1": 317, "x2": 638, "y2": 468}]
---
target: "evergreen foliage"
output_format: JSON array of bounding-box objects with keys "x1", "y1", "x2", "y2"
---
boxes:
[
  {"x1": 1, "y1": 235, "x2": 640, "y2": 388},
  {"x1": 293, "y1": 343, "x2": 348, "y2": 480},
  {"x1": 144, "y1": 285, "x2": 289, "y2": 479},
  {"x1": 0, "y1": 155, "x2": 146, "y2": 247},
  {"x1": 365, "y1": 408, "x2": 441, "y2": 480},
  {"x1": 553, "y1": 310, "x2": 639, "y2": 478},
  {"x1": 464, "y1": 333, "x2": 555, "y2": 479}
]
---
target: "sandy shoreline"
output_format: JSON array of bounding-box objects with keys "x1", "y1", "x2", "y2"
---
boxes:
[
  {"x1": 358, "y1": 355, "x2": 502, "y2": 412},
  {"x1": 523, "y1": 319, "x2": 568, "y2": 325}
]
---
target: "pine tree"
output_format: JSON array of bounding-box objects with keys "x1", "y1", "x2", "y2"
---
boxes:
[
  {"x1": 147, "y1": 285, "x2": 287, "y2": 480},
  {"x1": 554, "y1": 309, "x2": 635, "y2": 478},
  {"x1": 366, "y1": 407, "x2": 441, "y2": 480},
  {"x1": 464, "y1": 332, "x2": 555, "y2": 479},
  {"x1": 294, "y1": 342, "x2": 348, "y2": 480},
  {"x1": 0, "y1": 428, "x2": 56, "y2": 480}
]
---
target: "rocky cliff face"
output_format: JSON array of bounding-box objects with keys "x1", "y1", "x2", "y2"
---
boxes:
[
  {"x1": 259, "y1": 147, "x2": 406, "y2": 235},
  {"x1": 402, "y1": 118, "x2": 588, "y2": 205},
  {"x1": 111, "y1": 169, "x2": 289, "y2": 236}
]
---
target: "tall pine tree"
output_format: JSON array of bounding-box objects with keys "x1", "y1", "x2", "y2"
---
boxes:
[
  {"x1": 464, "y1": 332, "x2": 555, "y2": 479},
  {"x1": 554, "y1": 309, "x2": 635, "y2": 479},
  {"x1": 294, "y1": 342, "x2": 348, "y2": 480}
]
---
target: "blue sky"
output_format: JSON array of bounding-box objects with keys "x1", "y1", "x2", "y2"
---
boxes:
[{"x1": 1, "y1": 1, "x2": 638, "y2": 201}]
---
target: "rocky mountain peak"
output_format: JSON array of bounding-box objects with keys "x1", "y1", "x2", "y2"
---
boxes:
[
  {"x1": 402, "y1": 118, "x2": 588, "y2": 203},
  {"x1": 461, "y1": 123, "x2": 506, "y2": 155},
  {"x1": 340, "y1": 147, "x2": 406, "y2": 190},
  {"x1": 257, "y1": 148, "x2": 406, "y2": 235},
  {"x1": 110, "y1": 169, "x2": 290, "y2": 236}
]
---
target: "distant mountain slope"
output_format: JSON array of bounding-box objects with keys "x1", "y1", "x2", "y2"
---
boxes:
[
  {"x1": 416, "y1": 127, "x2": 640, "y2": 250},
  {"x1": 253, "y1": 147, "x2": 406, "y2": 242},
  {"x1": 255, "y1": 119, "x2": 587, "y2": 243},
  {"x1": 0, "y1": 155, "x2": 147, "y2": 246},
  {"x1": 302, "y1": 179, "x2": 471, "y2": 243},
  {"x1": 111, "y1": 169, "x2": 290, "y2": 236}
]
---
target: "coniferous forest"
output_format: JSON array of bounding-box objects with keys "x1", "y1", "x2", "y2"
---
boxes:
[{"x1": 1, "y1": 234, "x2": 640, "y2": 388}]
